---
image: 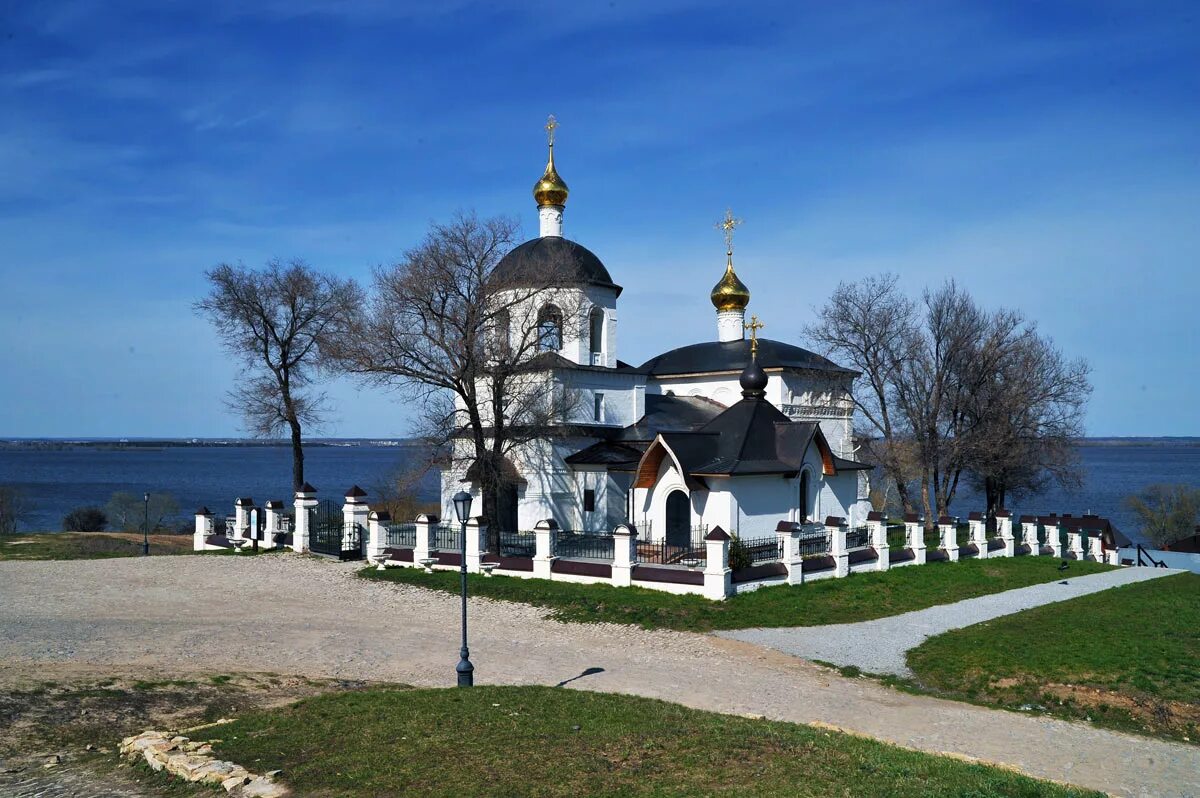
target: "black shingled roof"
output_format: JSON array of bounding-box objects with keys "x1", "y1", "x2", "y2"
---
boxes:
[
  {"x1": 639, "y1": 338, "x2": 855, "y2": 377},
  {"x1": 617, "y1": 394, "x2": 727, "y2": 442},
  {"x1": 491, "y1": 237, "x2": 622, "y2": 295},
  {"x1": 650, "y1": 399, "x2": 830, "y2": 477}
]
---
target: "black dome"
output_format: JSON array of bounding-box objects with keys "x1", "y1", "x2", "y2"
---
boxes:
[
  {"x1": 491, "y1": 237, "x2": 621, "y2": 296},
  {"x1": 739, "y1": 358, "x2": 768, "y2": 396},
  {"x1": 639, "y1": 338, "x2": 856, "y2": 377}
]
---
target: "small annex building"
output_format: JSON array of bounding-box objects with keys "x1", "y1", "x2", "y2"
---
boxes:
[{"x1": 440, "y1": 119, "x2": 873, "y2": 541}]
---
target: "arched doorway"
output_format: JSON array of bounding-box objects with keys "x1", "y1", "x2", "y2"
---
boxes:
[{"x1": 665, "y1": 491, "x2": 690, "y2": 547}]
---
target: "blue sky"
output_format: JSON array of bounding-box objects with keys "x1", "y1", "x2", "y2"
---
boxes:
[{"x1": 2, "y1": 0, "x2": 1197, "y2": 438}]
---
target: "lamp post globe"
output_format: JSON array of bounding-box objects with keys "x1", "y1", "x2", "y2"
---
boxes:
[{"x1": 451, "y1": 490, "x2": 474, "y2": 687}]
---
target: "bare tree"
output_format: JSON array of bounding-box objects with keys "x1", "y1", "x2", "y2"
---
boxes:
[
  {"x1": 804, "y1": 274, "x2": 921, "y2": 513},
  {"x1": 1126, "y1": 484, "x2": 1200, "y2": 549},
  {"x1": 963, "y1": 327, "x2": 1090, "y2": 519},
  {"x1": 808, "y1": 276, "x2": 1090, "y2": 524},
  {"x1": 331, "y1": 212, "x2": 585, "y2": 547},
  {"x1": 195, "y1": 260, "x2": 361, "y2": 492}
]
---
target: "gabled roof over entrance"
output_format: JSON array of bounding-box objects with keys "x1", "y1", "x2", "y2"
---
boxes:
[{"x1": 632, "y1": 391, "x2": 851, "y2": 488}]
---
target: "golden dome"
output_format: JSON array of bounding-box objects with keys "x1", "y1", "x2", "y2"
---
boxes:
[
  {"x1": 710, "y1": 254, "x2": 750, "y2": 311},
  {"x1": 533, "y1": 145, "x2": 569, "y2": 207}
]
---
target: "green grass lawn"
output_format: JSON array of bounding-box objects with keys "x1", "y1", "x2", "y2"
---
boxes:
[
  {"x1": 906, "y1": 572, "x2": 1200, "y2": 743},
  {"x1": 361, "y1": 556, "x2": 1113, "y2": 632},
  {"x1": 0, "y1": 532, "x2": 195, "y2": 560},
  {"x1": 211, "y1": 686, "x2": 1100, "y2": 798}
]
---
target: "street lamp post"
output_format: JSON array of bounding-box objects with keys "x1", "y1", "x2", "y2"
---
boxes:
[
  {"x1": 452, "y1": 490, "x2": 474, "y2": 687},
  {"x1": 142, "y1": 492, "x2": 150, "y2": 556}
]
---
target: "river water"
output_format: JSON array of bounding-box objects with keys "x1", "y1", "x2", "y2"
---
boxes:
[{"x1": 1, "y1": 441, "x2": 1198, "y2": 541}]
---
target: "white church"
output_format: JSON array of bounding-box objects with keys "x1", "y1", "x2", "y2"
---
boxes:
[{"x1": 441, "y1": 120, "x2": 872, "y2": 546}]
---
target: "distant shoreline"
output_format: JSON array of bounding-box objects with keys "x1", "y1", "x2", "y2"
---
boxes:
[
  {"x1": 0, "y1": 438, "x2": 424, "y2": 450},
  {"x1": 3, "y1": 437, "x2": 1196, "y2": 450}
]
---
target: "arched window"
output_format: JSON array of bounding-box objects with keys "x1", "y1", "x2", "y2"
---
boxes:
[
  {"x1": 798, "y1": 470, "x2": 811, "y2": 523},
  {"x1": 588, "y1": 307, "x2": 604, "y2": 363},
  {"x1": 492, "y1": 309, "x2": 511, "y2": 360},
  {"x1": 537, "y1": 304, "x2": 562, "y2": 351}
]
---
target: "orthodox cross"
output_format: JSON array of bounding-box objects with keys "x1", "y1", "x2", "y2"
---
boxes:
[
  {"x1": 716, "y1": 207, "x2": 743, "y2": 255},
  {"x1": 545, "y1": 114, "x2": 558, "y2": 147},
  {"x1": 744, "y1": 314, "x2": 764, "y2": 355}
]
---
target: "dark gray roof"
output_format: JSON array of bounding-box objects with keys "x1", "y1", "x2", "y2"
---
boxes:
[
  {"x1": 651, "y1": 397, "x2": 830, "y2": 477},
  {"x1": 565, "y1": 441, "x2": 645, "y2": 467},
  {"x1": 831, "y1": 455, "x2": 873, "y2": 471},
  {"x1": 617, "y1": 394, "x2": 727, "y2": 442},
  {"x1": 639, "y1": 338, "x2": 855, "y2": 377},
  {"x1": 491, "y1": 237, "x2": 622, "y2": 296}
]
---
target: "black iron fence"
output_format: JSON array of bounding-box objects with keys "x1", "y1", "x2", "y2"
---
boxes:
[
  {"x1": 430, "y1": 524, "x2": 462, "y2": 551},
  {"x1": 798, "y1": 530, "x2": 831, "y2": 557},
  {"x1": 846, "y1": 526, "x2": 870, "y2": 549},
  {"x1": 385, "y1": 522, "x2": 417, "y2": 548},
  {"x1": 733, "y1": 536, "x2": 783, "y2": 565},
  {"x1": 553, "y1": 530, "x2": 614, "y2": 560},
  {"x1": 636, "y1": 535, "x2": 707, "y2": 566},
  {"x1": 498, "y1": 531, "x2": 537, "y2": 557}
]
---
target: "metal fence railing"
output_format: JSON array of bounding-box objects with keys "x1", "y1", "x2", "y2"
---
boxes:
[
  {"x1": 498, "y1": 531, "x2": 537, "y2": 558},
  {"x1": 846, "y1": 526, "x2": 870, "y2": 550},
  {"x1": 636, "y1": 536, "x2": 707, "y2": 566},
  {"x1": 430, "y1": 524, "x2": 462, "y2": 551},
  {"x1": 798, "y1": 529, "x2": 831, "y2": 557},
  {"x1": 553, "y1": 530, "x2": 614, "y2": 560},
  {"x1": 733, "y1": 536, "x2": 783, "y2": 566},
  {"x1": 385, "y1": 522, "x2": 417, "y2": 549}
]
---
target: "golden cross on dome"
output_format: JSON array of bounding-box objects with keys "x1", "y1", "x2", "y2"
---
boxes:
[
  {"x1": 744, "y1": 314, "x2": 764, "y2": 355},
  {"x1": 545, "y1": 114, "x2": 558, "y2": 147},
  {"x1": 716, "y1": 207, "x2": 743, "y2": 255}
]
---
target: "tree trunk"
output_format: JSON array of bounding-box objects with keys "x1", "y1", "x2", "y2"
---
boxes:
[{"x1": 289, "y1": 418, "x2": 304, "y2": 494}]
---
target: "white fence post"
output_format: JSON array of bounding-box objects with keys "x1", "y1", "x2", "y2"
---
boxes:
[
  {"x1": 939, "y1": 517, "x2": 959, "y2": 562},
  {"x1": 829, "y1": 518, "x2": 850, "y2": 577},
  {"x1": 292, "y1": 485, "x2": 318, "y2": 553},
  {"x1": 1088, "y1": 534, "x2": 1104, "y2": 562},
  {"x1": 611, "y1": 523, "x2": 636, "y2": 587},
  {"x1": 703, "y1": 527, "x2": 732, "y2": 600},
  {"x1": 1021, "y1": 516, "x2": 1039, "y2": 554},
  {"x1": 867, "y1": 512, "x2": 889, "y2": 571},
  {"x1": 777, "y1": 522, "x2": 803, "y2": 585},
  {"x1": 414, "y1": 513, "x2": 438, "y2": 564},
  {"x1": 533, "y1": 519, "x2": 558, "y2": 579},
  {"x1": 968, "y1": 512, "x2": 988, "y2": 559},
  {"x1": 193, "y1": 508, "x2": 213, "y2": 551},
  {"x1": 233, "y1": 497, "x2": 253, "y2": 541},
  {"x1": 1067, "y1": 528, "x2": 1084, "y2": 560},
  {"x1": 465, "y1": 517, "x2": 487, "y2": 573},
  {"x1": 342, "y1": 486, "x2": 370, "y2": 553},
  {"x1": 997, "y1": 511, "x2": 1015, "y2": 557},
  {"x1": 904, "y1": 514, "x2": 926, "y2": 565},
  {"x1": 367, "y1": 510, "x2": 388, "y2": 561},
  {"x1": 263, "y1": 500, "x2": 284, "y2": 549},
  {"x1": 1043, "y1": 517, "x2": 1062, "y2": 558}
]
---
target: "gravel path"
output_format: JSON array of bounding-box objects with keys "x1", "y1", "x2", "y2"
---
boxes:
[
  {"x1": 720, "y1": 566, "x2": 1182, "y2": 676},
  {"x1": 1, "y1": 555, "x2": 1197, "y2": 798}
]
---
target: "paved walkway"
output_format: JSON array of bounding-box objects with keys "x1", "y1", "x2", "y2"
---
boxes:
[
  {"x1": 0, "y1": 556, "x2": 1196, "y2": 798},
  {"x1": 721, "y1": 566, "x2": 1183, "y2": 676}
]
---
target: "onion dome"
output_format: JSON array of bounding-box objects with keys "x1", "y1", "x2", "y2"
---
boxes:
[
  {"x1": 533, "y1": 145, "x2": 569, "y2": 207},
  {"x1": 739, "y1": 355, "x2": 768, "y2": 398},
  {"x1": 710, "y1": 254, "x2": 750, "y2": 311}
]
